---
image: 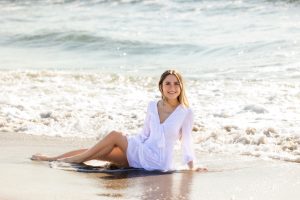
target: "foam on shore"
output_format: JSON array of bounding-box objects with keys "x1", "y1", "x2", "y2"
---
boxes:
[{"x1": 1, "y1": 70, "x2": 300, "y2": 163}]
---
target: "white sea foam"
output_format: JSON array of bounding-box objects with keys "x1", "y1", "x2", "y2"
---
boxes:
[
  {"x1": 1, "y1": 0, "x2": 300, "y2": 164},
  {"x1": 1, "y1": 70, "x2": 300, "y2": 163}
]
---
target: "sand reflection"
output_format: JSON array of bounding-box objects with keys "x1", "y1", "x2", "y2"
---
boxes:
[{"x1": 98, "y1": 170, "x2": 195, "y2": 200}]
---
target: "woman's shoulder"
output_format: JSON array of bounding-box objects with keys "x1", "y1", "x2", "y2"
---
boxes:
[
  {"x1": 179, "y1": 104, "x2": 193, "y2": 112},
  {"x1": 147, "y1": 100, "x2": 158, "y2": 107},
  {"x1": 149, "y1": 100, "x2": 158, "y2": 104},
  {"x1": 180, "y1": 105, "x2": 194, "y2": 118},
  {"x1": 145, "y1": 100, "x2": 158, "y2": 111}
]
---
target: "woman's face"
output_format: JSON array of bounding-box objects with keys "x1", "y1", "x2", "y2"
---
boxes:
[{"x1": 161, "y1": 74, "x2": 181, "y2": 101}]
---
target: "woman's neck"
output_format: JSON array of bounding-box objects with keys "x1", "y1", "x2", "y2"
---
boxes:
[{"x1": 164, "y1": 99, "x2": 179, "y2": 108}]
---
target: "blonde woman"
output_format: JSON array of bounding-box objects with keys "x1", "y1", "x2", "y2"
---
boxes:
[{"x1": 31, "y1": 70, "x2": 207, "y2": 172}]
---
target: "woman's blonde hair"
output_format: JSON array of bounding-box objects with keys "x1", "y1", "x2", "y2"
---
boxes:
[{"x1": 158, "y1": 69, "x2": 189, "y2": 108}]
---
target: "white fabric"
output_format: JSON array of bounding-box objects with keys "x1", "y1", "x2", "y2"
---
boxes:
[{"x1": 126, "y1": 100, "x2": 195, "y2": 171}]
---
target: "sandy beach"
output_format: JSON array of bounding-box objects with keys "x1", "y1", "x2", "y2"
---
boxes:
[
  {"x1": 1, "y1": 1, "x2": 300, "y2": 199},
  {"x1": 0, "y1": 132, "x2": 299, "y2": 200}
]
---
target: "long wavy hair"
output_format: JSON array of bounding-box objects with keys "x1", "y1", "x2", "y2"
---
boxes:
[{"x1": 158, "y1": 69, "x2": 189, "y2": 108}]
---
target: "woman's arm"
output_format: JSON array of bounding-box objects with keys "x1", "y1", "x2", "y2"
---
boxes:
[
  {"x1": 181, "y1": 109, "x2": 195, "y2": 165},
  {"x1": 187, "y1": 160, "x2": 208, "y2": 172},
  {"x1": 181, "y1": 109, "x2": 208, "y2": 172},
  {"x1": 137, "y1": 102, "x2": 152, "y2": 142},
  {"x1": 187, "y1": 160, "x2": 194, "y2": 169}
]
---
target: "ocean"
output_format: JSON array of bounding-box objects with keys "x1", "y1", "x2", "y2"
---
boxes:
[{"x1": 0, "y1": 0, "x2": 300, "y2": 163}]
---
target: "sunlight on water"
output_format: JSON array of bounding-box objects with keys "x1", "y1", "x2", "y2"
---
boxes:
[{"x1": 0, "y1": 0, "x2": 300, "y2": 163}]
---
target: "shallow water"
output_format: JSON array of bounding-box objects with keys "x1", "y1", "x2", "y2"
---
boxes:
[
  {"x1": 1, "y1": 0, "x2": 300, "y2": 78},
  {"x1": 1, "y1": 71, "x2": 299, "y2": 163},
  {"x1": 0, "y1": 0, "x2": 300, "y2": 163}
]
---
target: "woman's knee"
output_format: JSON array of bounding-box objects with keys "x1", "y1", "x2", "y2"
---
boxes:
[
  {"x1": 108, "y1": 130, "x2": 123, "y2": 138},
  {"x1": 108, "y1": 131, "x2": 127, "y2": 149}
]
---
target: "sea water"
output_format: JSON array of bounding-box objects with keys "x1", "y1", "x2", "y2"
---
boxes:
[{"x1": 0, "y1": 0, "x2": 300, "y2": 163}]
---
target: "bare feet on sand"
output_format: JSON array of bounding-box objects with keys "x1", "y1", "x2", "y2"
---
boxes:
[{"x1": 31, "y1": 153, "x2": 55, "y2": 161}]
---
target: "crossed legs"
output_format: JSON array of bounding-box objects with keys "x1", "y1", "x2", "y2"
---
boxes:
[{"x1": 31, "y1": 131, "x2": 129, "y2": 167}]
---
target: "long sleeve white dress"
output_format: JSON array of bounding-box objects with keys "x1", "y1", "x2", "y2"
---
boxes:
[{"x1": 126, "y1": 100, "x2": 195, "y2": 171}]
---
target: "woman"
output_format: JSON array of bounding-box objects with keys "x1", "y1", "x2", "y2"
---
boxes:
[{"x1": 31, "y1": 70, "x2": 207, "y2": 172}]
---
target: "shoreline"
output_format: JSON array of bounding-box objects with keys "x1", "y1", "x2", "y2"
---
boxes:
[{"x1": 1, "y1": 132, "x2": 300, "y2": 200}]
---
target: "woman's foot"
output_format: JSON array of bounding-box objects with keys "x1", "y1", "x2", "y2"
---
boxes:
[{"x1": 31, "y1": 153, "x2": 55, "y2": 161}]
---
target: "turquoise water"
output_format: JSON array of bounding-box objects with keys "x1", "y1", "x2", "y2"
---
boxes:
[
  {"x1": 0, "y1": 0, "x2": 300, "y2": 162},
  {"x1": 1, "y1": 0, "x2": 300, "y2": 79}
]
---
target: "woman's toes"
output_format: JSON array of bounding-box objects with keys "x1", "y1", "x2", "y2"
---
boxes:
[{"x1": 30, "y1": 154, "x2": 49, "y2": 161}]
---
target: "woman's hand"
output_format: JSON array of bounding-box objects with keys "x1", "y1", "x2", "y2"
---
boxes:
[
  {"x1": 192, "y1": 166, "x2": 208, "y2": 172},
  {"x1": 187, "y1": 161, "x2": 208, "y2": 172}
]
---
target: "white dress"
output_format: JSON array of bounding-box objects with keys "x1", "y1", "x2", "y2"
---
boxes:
[{"x1": 126, "y1": 100, "x2": 195, "y2": 171}]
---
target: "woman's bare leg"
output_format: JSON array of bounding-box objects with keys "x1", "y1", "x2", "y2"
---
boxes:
[
  {"x1": 89, "y1": 146, "x2": 129, "y2": 167},
  {"x1": 31, "y1": 149, "x2": 87, "y2": 161},
  {"x1": 31, "y1": 146, "x2": 129, "y2": 167},
  {"x1": 59, "y1": 131, "x2": 128, "y2": 164}
]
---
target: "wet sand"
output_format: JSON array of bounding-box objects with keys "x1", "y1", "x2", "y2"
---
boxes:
[{"x1": 0, "y1": 132, "x2": 300, "y2": 200}]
